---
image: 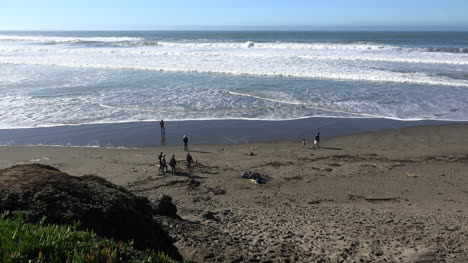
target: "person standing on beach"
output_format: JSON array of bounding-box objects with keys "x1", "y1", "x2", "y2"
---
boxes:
[
  {"x1": 158, "y1": 152, "x2": 164, "y2": 172},
  {"x1": 312, "y1": 132, "x2": 320, "y2": 149},
  {"x1": 183, "y1": 135, "x2": 189, "y2": 151},
  {"x1": 186, "y1": 152, "x2": 193, "y2": 172},
  {"x1": 169, "y1": 155, "x2": 177, "y2": 175},
  {"x1": 160, "y1": 119, "x2": 165, "y2": 134},
  {"x1": 161, "y1": 154, "x2": 168, "y2": 174},
  {"x1": 302, "y1": 138, "x2": 306, "y2": 148}
]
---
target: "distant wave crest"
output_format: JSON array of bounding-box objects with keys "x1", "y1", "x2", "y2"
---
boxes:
[{"x1": 0, "y1": 35, "x2": 142, "y2": 43}]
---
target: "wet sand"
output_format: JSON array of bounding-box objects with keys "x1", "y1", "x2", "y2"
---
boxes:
[
  {"x1": 0, "y1": 118, "x2": 463, "y2": 147},
  {"x1": 1, "y1": 124, "x2": 468, "y2": 262}
]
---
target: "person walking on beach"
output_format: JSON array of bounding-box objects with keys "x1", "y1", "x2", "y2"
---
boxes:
[
  {"x1": 160, "y1": 154, "x2": 168, "y2": 174},
  {"x1": 302, "y1": 138, "x2": 306, "y2": 148},
  {"x1": 186, "y1": 152, "x2": 193, "y2": 172},
  {"x1": 160, "y1": 119, "x2": 165, "y2": 134},
  {"x1": 312, "y1": 132, "x2": 320, "y2": 149},
  {"x1": 169, "y1": 155, "x2": 177, "y2": 175},
  {"x1": 183, "y1": 135, "x2": 189, "y2": 151}
]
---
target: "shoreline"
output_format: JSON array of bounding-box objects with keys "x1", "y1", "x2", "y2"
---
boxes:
[{"x1": 0, "y1": 118, "x2": 466, "y2": 147}]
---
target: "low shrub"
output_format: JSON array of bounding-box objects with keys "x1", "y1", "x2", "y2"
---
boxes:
[{"x1": 0, "y1": 213, "x2": 176, "y2": 263}]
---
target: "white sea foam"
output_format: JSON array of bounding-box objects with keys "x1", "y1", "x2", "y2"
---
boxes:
[{"x1": 1, "y1": 40, "x2": 468, "y2": 87}]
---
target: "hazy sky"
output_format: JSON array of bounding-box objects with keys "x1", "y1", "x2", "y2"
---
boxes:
[{"x1": 1, "y1": 0, "x2": 467, "y2": 30}]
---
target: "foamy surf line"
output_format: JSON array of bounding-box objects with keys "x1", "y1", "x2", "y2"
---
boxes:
[
  {"x1": 0, "y1": 118, "x2": 465, "y2": 147},
  {"x1": 1, "y1": 45, "x2": 467, "y2": 65}
]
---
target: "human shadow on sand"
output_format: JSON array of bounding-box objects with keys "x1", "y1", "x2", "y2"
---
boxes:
[
  {"x1": 186, "y1": 150, "x2": 212, "y2": 154},
  {"x1": 171, "y1": 172, "x2": 206, "y2": 179},
  {"x1": 319, "y1": 147, "x2": 343, "y2": 150}
]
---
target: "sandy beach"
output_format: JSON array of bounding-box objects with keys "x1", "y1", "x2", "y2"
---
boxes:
[{"x1": 1, "y1": 123, "x2": 468, "y2": 262}]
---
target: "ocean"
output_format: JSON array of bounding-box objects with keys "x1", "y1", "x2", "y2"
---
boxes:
[{"x1": 1, "y1": 31, "x2": 467, "y2": 129}]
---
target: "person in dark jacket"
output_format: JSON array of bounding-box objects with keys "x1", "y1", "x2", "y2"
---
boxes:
[
  {"x1": 186, "y1": 152, "x2": 193, "y2": 171},
  {"x1": 169, "y1": 155, "x2": 177, "y2": 175},
  {"x1": 183, "y1": 135, "x2": 189, "y2": 151},
  {"x1": 158, "y1": 152, "x2": 164, "y2": 172},
  {"x1": 160, "y1": 154, "x2": 167, "y2": 174},
  {"x1": 160, "y1": 119, "x2": 165, "y2": 134},
  {"x1": 312, "y1": 132, "x2": 320, "y2": 149}
]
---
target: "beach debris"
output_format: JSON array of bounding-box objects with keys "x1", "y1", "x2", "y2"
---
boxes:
[
  {"x1": 360, "y1": 163, "x2": 377, "y2": 168},
  {"x1": 268, "y1": 160, "x2": 282, "y2": 167},
  {"x1": 206, "y1": 186, "x2": 226, "y2": 195},
  {"x1": 201, "y1": 211, "x2": 219, "y2": 221},
  {"x1": 324, "y1": 168, "x2": 333, "y2": 172},
  {"x1": 364, "y1": 197, "x2": 399, "y2": 203},
  {"x1": 186, "y1": 179, "x2": 201, "y2": 189},
  {"x1": 445, "y1": 226, "x2": 460, "y2": 231},
  {"x1": 347, "y1": 194, "x2": 365, "y2": 201},
  {"x1": 284, "y1": 175, "x2": 303, "y2": 181},
  {"x1": 192, "y1": 195, "x2": 211, "y2": 203},
  {"x1": 204, "y1": 253, "x2": 216, "y2": 259},
  {"x1": 165, "y1": 179, "x2": 200, "y2": 189},
  {"x1": 406, "y1": 171, "x2": 417, "y2": 177},
  {"x1": 241, "y1": 171, "x2": 269, "y2": 184}
]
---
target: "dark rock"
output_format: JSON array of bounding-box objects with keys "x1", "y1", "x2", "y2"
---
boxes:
[
  {"x1": 152, "y1": 194, "x2": 181, "y2": 219},
  {"x1": 231, "y1": 256, "x2": 244, "y2": 263},
  {"x1": 204, "y1": 253, "x2": 216, "y2": 259},
  {"x1": 0, "y1": 164, "x2": 182, "y2": 261}
]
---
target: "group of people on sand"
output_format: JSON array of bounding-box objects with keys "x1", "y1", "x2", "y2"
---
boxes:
[
  {"x1": 302, "y1": 132, "x2": 320, "y2": 149},
  {"x1": 158, "y1": 120, "x2": 194, "y2": 175},
  {"x1": 158, "y1": 151, "x2": 194, "y2": 175}
]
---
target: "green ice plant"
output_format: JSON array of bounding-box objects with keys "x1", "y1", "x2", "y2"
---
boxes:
[{"x1": 0, "y1": 212, "x2": 176, "y2": 263}]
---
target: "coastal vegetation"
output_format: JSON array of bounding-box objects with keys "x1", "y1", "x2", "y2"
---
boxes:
[{"x1": 0, "y1": 213, "x2": 175, "y2": 263}]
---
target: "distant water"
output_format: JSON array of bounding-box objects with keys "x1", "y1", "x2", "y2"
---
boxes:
[{"x1": 0, "y1": 31, "x2": 467, "y2": 129}]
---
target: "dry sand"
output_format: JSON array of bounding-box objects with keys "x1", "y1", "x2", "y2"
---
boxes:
[{"x1": 1, "y1": 124, "x2": 468, "y2": 262}]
